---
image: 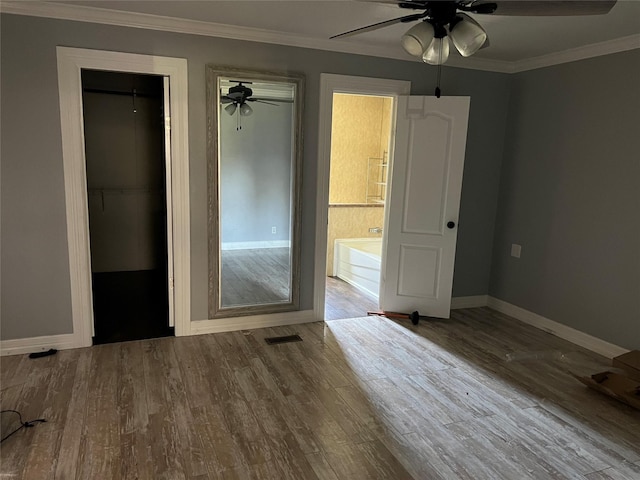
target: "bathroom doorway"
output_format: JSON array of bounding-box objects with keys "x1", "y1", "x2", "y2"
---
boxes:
[
  {"x1": 324, "y1": 93, "x2": 395, "y2": 320},
  {"x1": 82, "y1": 70, "x2": 173, "y2": 344},
  {"x1": 315, "y1": 75, "x2": 469, "y2": 321}
]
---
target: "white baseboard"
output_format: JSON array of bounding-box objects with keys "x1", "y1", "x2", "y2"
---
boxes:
[
  {"x1": 191, "y1": 309, "x2": 317, "y2": 335},
  {"x1": 486, "y1": 297, "x2": 629, "y2": 359},
  {"x1": 1, "y1": 310, "x2": 316, "y2": 355},
  {"x1": 451, "y1": 295, "x2": 489, "y2": 309},
  {"x1": 0, "y1": 333, "x2": 83, "y2": 357},
  {"x1": 3, "y1": 297, "x2": 625, "y2": 359},
  {"x1": 221, "y1": 240, "x2": 291, "y2": 251}
]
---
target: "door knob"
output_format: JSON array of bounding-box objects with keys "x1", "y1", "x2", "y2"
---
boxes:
[{"x1": 447, "y1": 221, "x2": 456, "y2": 229}]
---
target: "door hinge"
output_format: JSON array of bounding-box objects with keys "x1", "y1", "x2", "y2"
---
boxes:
[{"x1": 169, "y1": 277, "x2": 175, "y2": 289}]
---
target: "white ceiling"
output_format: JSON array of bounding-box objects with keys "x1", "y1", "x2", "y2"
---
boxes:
[{"x1": 7, "y1": 1, "x2": 640, "y2": 71}]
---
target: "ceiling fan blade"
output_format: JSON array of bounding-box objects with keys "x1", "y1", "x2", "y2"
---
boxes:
[
  {"x1": 476, "y1": 1, "x2": 617, "y2": 16},
  {"x1": 220, "y1": 96, "x2": 234, "y2": 104},
  {"x1": 331, "y1": 12, "x2": 427, "y2": 39},
  {"x1": 250, "y1": 99, "x2": 281, "y2": 106},
  {"x1": 358, "y1": 0, "x2": 429, "y2": 7},
  {"x1": 248, "y1": 97, "x2": 294, "y2": 104}
]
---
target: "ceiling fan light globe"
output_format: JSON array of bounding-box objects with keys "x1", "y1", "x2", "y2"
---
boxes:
[
  {"x1": 450, "y1": 14, "x2": 487, "y2": 57},
  {"x1": 224, "y1": 103, "x2": 237, "y2": 115},
  {"x1": 239, "y1": 103, "x2": 253, "y2": 117},
  {"x1": 422, "y1": 36, "x2": 450, "y2": 65},
  {"x1": 401, "y1": 21, "x2": 434, "y2": 57}
]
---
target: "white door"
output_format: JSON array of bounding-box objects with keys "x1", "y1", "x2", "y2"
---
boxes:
[{"x1": 380, "y1": 95, "x2": 470, "y2": 318}]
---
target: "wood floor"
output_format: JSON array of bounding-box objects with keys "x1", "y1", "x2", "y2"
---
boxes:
[
  {"x1": 220, "y1": 248, "x2": 290, "y2": 307},
  {"x1": 1, "y1": 308, "x2": 639, "y2": 479},
  {"x1": 219, "y1": 253, "x2": 375, "y2": 318},
  {"x1": 325, "y1": 276, "x2": 379, "y2": 321}
]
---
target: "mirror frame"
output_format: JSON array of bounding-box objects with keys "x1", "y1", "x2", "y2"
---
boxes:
[{"x1": 206, "y1": 65, "x2": 304, "y2": 319}]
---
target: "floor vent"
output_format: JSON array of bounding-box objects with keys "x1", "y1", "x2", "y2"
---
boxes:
[{"x1": 264, "y1": 334, "x2": 302, "y2": 345}]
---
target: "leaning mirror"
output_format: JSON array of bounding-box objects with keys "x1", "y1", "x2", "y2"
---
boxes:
[{"x1": 207, "y1": 66, "x2": 304, "y2": 318}]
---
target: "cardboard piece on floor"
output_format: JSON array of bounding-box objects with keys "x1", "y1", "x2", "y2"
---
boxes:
[
  {"x1": 612, "y1": 350, "x2": 640, "y2": 381},
  {"x1": 575, "y1": 371, "x2": 640, "y2": 411}
]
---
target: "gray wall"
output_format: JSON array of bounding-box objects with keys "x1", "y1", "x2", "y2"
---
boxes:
[
  {"x1": 220, "y1": 102, "x2": 293, "y2": 244},
  {"x1": 1, "y1": 13, "x2": 510, "y2": 339},
  {"x1": 490, "y1": 50, "x2": 640, "y2": 350}
]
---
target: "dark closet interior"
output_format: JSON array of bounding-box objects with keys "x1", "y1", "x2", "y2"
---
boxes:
[{"x1": 82, "y1": 70, "x2": 173, "y2": 344}]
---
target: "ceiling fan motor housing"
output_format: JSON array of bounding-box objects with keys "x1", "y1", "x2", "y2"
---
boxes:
[{"x1": 228, "y1": 83, "x2": 253, "y2": 101}]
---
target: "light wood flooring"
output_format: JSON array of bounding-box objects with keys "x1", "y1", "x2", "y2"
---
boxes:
[
  {"x1": 220, "y1": 248, "x2": 290, "y2": 307},
  {"x1": 1, "y1": 308, "x2": 639, "y2": 479},
  {"x1": 325, "y1": 276, "x2": 379, "y2": 320}
]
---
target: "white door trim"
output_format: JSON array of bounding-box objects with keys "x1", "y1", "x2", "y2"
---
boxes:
[
  {"x1": 313, "y1": 74, "x2": 411, "y2": 321},
  {"x1": 56, "y1": 46, "x2": 191, "y2": 347},
  {"x1": 162, "y1": 76, "x2": 176, "y2": 329}
]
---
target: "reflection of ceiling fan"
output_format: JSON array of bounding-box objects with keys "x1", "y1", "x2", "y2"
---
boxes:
[
  {"x1": 331, "y1": 1, "x2": 617, "y2": 65},
  {"x1": 220, "y1": 81, "x2": 293, "y2": 118}
]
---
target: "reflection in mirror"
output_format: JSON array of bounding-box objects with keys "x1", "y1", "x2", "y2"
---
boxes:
[{"x1": 207, "y1": 66, "x2": 304, "y2": 318}]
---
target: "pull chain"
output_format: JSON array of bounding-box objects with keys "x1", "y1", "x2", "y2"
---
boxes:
[{"x1": 435, "y1": 44, "x2": 443, "y2": 98}]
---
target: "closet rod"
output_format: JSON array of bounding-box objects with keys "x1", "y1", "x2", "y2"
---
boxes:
[{"x1": 82, "y1": 87, "x2": 161, "y2": 98}]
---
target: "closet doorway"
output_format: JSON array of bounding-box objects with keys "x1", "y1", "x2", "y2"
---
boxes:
[{"x1": 82, "y1": 70, "x2": 173, "y2": 344}]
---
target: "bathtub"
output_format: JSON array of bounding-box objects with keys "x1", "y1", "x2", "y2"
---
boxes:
[{"x1": 333, "y1": 238, "x2": 382, "y2": 299}]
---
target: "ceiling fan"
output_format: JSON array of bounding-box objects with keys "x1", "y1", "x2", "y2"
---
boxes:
[
  {"x1": 220, "y1": 81, "x2": 292, "y2": 118},
  {"x1": 331, "y1": 1, "x2": 618, "y2": 65}
]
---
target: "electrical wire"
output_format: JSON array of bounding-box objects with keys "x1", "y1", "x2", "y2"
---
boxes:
[{"x1": 0, "y1": 410, "x2": 46, "y2": 443}]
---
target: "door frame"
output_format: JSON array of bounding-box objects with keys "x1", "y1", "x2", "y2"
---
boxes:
[
  {"x1": 313, "y1": 74, "x2": 411, "y2": 320},
  {"x1": 57, "y1": 47, "x2": 191, "y2": 347}
]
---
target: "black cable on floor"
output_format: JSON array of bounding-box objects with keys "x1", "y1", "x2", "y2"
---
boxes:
[{"x1": 0, "y1": 409, "x2": 46, "y2": 443}]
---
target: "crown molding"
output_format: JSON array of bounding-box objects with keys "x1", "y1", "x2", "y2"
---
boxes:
[
  {"x1": 445, "y1": 55, "x2": 513, "y2": 73},
  {"x1": 0, "y1": 2, "x2": 410, "y2": 60},
  {"x1": 510, "y1": 34, "x2": 640, "y2": 73},
  {"x1": 0, "y1": 1, "x2": 513, "y2": 73},
  {"x1": 1, "y1": 1, "x2": 638, "y2": 75}
]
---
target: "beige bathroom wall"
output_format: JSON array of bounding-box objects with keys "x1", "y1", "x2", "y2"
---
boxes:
[
  {"x1": 329, "y1": 94, "x2": 393, "y2": 205},
  {"x1": 326, "y1": 205, "x2": 384, "y2": 276},
  {"x1": 327, "y1": 95, "x2": 392, "y2": 275}
]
